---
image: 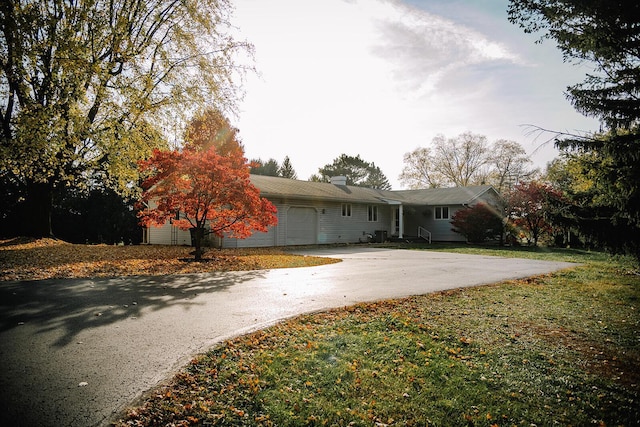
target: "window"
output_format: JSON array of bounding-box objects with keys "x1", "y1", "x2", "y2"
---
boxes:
[
  {"x1": 435, "y1": 206, "x2": 449, "y2": 220},
  {"x1": 368, "y1": 205, "x2": 378, "y2": 222},
  {"x1": 341, "y1": 203, "x2": 352, "y2": 217}
]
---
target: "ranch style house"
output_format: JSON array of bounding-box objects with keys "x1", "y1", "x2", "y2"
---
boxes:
[{"x1": 142, "y1": 174, "x2": 502, "y2": 248}]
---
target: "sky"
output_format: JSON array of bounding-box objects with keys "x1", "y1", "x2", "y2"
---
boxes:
[{"x1": 230, "y1": 0, "x2": 600, "y2": 189}]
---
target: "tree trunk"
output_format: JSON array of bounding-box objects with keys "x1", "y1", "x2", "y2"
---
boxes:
[
  {"x1": 23, "y1": 180, "x2": 54, "y2": 238},
  {"x1": 190, "y1": 227, "x2": 205, "y2": 261}
]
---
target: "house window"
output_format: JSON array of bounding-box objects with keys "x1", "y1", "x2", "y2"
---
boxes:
[
  {"x1": 368, "y1": 205, "x2": 378, "y2": 222},
  {"x1": 341, "y1": 203, "x2": 352, "y2": 217},
  {"x1": 435, "y1": 206, "x2": 450, "y2": 220}
]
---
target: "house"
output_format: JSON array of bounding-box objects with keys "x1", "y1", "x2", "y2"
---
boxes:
[{"x1": 142, "y1": 174, "x2": 502, "y2": 248}]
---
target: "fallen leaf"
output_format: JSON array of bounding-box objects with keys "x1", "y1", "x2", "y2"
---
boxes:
[{"x1": 0, "y1": 238, "x2": 337, "y2": 281}]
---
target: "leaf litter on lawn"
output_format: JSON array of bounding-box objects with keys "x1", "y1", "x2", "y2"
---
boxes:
[{"x1": 0, "y1": 238, "x2": 338, "y2": 281}]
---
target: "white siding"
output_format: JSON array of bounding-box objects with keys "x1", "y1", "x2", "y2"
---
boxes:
[
  {"x1": 218, "y1": 199, "x2": 392, "y2": 247},
  {"x1": 313, "y1": 202, "x2": 391, "y2": 245},
  {"x1": 221, "y1": 225, "x2": 276, "y2": 248},
  {"x1": 431, "y1": 206, "x2": 465, "y2": 242},
  {"x1": 416, "y1": 205, "x2": 466, "y2": 242},
  {"x1": 143, "y1": 200, "x2": 192, "y2": 245},
  {"x1": 146, "y1": 222, "x2": 191, "y2": 245},
  {"x1": 414, "y1": 196, "x2": 502, "y2": 242}
]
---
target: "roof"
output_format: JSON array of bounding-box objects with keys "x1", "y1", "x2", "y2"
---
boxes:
[
  {"x1": 250, "y1": 174, "x2": 391, "y2": 203},
  {"x1": 389, "y1": 186, "x2": 497, "y2": 205},
  {"x1": 250, "y1": 175, "x2": 497, "y2": 206}
]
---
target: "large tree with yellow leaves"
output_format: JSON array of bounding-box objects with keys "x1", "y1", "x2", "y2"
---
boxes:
[{"x1": 1, "y1": 0, "x2": 251, "y2": 237}]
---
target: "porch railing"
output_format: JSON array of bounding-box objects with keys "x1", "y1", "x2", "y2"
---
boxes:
[{"x1": 418, "y1": 226, "x2": 432, "y2": 244}]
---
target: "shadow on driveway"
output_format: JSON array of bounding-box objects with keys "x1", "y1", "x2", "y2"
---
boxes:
[{"x1": 0, "y1": 271, "x2": 266, "y2": 347}]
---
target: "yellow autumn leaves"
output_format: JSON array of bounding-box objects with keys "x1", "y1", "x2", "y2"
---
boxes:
[{"x1": 0, "y1": 238, "x2": 337, "y2": 281}]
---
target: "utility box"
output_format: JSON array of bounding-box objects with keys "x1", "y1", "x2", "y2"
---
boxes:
[{"x1": 375, "y1": 230, "x2": 387, "y2": 243}]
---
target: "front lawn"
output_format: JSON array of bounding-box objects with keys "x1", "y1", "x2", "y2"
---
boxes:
[{"x1": 115, "y1": 247, "x2": 639, "y2": 426}]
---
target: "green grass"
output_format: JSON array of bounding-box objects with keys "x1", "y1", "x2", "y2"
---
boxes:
[
  {"x1": 116, "y1": 247, "x2": 639, "y2": 426},
  {"x1": 395, "y1": 241, "x2": 619, "y2": 264}
]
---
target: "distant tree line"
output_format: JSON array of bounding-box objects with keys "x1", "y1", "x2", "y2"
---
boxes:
[
  {"x1": 399, "y1": 133, "x2": 537, "y2": 194},
  {"x1": 250, "y1": 153, "x2": 392, "y2": 191},
  {"x1": 250, "y1": 157, "x2": 297, "y2": 179}
]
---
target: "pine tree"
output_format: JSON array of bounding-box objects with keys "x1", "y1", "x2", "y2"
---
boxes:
[
  {"x1": 278, "y1": 156, "x2": 298, "y2": 179},
  {"x1": 509, "y1": 0, "x2": 640, "y2": 260}
]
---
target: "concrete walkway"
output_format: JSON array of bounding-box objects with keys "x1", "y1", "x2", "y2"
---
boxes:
[{"x1": 0, "y1": 247, "x2": 576, "y2": 426}]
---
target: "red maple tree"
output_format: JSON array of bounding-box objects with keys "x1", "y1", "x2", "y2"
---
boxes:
[
  {"x1": 137, "y1": 146, "x2": 278, "y2": 260},
  {"x1": 507, "y1": 181, "x2": 563, "y2": 246}
]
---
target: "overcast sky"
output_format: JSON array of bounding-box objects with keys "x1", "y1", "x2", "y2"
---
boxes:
[{"x1": 230, "y1": 0, "x2": 599, "y2": 189}]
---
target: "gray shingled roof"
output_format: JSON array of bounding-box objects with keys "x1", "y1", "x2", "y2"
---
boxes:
[
  {"x1": 389, "y1": 186, "x2": 496, "y2": 205},
  {"x1": 250, "y1": 175, "x2": 496, "y2": 206}
]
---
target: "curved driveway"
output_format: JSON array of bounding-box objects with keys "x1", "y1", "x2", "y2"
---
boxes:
[{"x1": 0, "y1": 247, "x2": 575, "y2": 426}]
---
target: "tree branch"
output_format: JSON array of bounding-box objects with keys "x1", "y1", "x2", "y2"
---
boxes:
[{"x1": 519, "y1": 124, "x2": 595, "y2": 154}]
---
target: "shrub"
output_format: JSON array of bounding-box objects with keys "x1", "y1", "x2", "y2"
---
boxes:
[{"x1": 451, "y1": 203, "x2": 503, "y2": 243}]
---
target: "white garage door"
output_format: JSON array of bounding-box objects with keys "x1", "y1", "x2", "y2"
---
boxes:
[{"x1": 287, "y1": 207, "x2": 317, "y2": 245}]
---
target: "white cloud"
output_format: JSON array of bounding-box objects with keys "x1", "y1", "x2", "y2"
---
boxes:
[{"x1": 232, "y1": 0, "x2": 600, "y2": 188}]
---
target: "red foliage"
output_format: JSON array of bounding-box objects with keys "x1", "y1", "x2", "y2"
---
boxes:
[
  {"x1": 451, "y1": 203, "x2": 504, "y2": 243},
  {"x1": 137, "y1": 146, "x2": 277, "y2": 258},
  {"x1": 507, "y1": 181, "x2": 563, "y2": 245}
]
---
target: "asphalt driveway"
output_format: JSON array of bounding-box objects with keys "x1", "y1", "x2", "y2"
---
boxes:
[{"x1": 0, "y1": 247, "x2": 576, "y2": 426}]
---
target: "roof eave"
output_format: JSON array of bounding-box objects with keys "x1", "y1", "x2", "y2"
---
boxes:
[{"x1": 259, "y1": 192, "x2": 392, "y2": 205}]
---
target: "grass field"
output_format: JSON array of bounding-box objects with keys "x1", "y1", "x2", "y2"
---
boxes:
[{"x1": 114, "y1": 245, "x2": 640, "y2": 426}]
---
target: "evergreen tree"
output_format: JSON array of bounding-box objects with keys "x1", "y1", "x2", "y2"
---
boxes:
[
  {"x1": 313, "y1": 154, "x2": 392, "y2": 189},
  {"x1": 509, "y1": 0, "x2": 640, "y2": 260},
  {"x1": 278, "y1": 156, "x2": 298, "y2": 179},
  {"x1": 250, "y1": 159, "x2": 280, "y2": 177},
  {"x1": 363, "y1": 163, "x2": 392, "y2": 190}
]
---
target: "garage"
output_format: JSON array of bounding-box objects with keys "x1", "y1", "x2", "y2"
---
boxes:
[
  {"x1": 228, "y1": 224, "x2": 276, "y2": 248},
  {"x1": 286, "y1": 207, "x2": 317, "y2": 245}
]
